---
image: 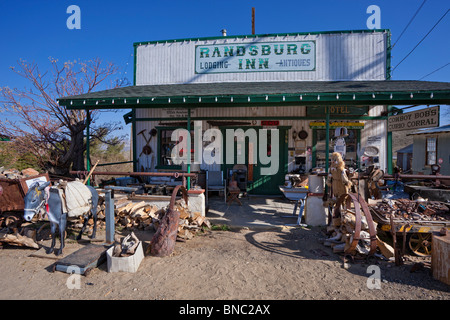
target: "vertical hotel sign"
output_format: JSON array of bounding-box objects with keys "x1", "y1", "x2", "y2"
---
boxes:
[{"x1": 195, "y1": 41, "x2": 316, "y2": 74}]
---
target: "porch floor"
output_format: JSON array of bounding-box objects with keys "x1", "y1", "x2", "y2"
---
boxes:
[{"x1": 206, "y1": 194, "x2": 304, "y2": 230}]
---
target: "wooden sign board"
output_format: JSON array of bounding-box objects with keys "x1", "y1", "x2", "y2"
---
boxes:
[{"x1": 388, "y1": 106, "x2": 439, "y2": 132}]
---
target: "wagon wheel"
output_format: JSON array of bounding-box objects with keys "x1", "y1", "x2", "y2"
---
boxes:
[
  {"x1": 334, "y1": 193, "x2": 377, "y2": 255},
  {"x1": 407, "y1": 233, "x2": 432, "y2": 257}
]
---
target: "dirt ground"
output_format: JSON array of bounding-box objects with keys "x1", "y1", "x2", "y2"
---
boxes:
[{"x1": 0, "y1": 225, "x2": 448, "y2": 301}]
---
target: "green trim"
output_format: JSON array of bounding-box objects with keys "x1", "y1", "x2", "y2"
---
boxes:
[
  {"x1": 387, "y1": 105, "x2": 394, "y2": 174},
  {"x1": 386, "y1": 30, "x2": 392, "y2": 80},
  {"x1": 134, "y1": 115, "x2": 387, "y2": 122},
  {"x1": 60, "y1": 90, "x2": 450, "y2": 109},
  {"x1": 133, "y1": 29, "x2": 390, "y2": 47},
  {"x1": 123, "y1": 110, "x2": 133, "y2": 124},
  {"x1": 86, "y1": 110, "x2": 91, "y2": 186}
]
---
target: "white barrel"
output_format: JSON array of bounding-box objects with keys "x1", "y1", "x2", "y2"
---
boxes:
[{"x1": 308, "y1": 175, "x2": 324, "y2": 193}]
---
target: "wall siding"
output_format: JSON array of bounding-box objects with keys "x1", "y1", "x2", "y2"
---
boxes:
[{"x1": 136, "y1": 32, "x2": 388, "y2": 85}]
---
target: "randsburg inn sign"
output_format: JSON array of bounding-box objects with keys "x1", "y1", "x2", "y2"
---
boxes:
[{"x1": 195, "y1": 41, "x2": 316, "y2": 73}]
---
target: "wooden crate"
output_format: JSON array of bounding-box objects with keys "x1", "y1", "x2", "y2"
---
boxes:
[
  {"x1": 431, "y1": 233, "x2": 450, "y2": 285},
  {"x1": 106, "y1": 241, "x2": 144, "y2": 273}
]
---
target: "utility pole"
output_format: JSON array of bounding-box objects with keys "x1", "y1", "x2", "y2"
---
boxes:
[{"x1": 252, "y1": 7, "x2": 255, "y2": 35}]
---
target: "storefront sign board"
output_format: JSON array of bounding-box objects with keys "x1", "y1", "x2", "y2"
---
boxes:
[
  {"x1": 195, "y1": 41, "x2": 315, "y2": 74},
  {"x1": 388, "y1": 106, "x2": 439, "y2": 132}
]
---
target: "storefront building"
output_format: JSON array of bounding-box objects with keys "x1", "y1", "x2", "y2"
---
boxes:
[{"x1": 58, "y1": 29, "x2": 450, "y2": 194}]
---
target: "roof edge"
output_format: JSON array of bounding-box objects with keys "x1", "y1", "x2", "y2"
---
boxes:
[{"x1": 133, "y1": 29, "x2": 390, "y2": 47}]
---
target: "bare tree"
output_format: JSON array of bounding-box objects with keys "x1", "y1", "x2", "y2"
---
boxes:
[{"x1": 0, "y1": 57, "x2": 125, "y2": 175}]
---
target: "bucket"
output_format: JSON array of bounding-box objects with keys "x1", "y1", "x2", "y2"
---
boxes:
[{"x1": 308, "y1": 175, "x2": 324, "y2": 193}]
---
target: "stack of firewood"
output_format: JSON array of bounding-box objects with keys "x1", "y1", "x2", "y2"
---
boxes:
[{"x1": 75, "y1": 195, "x2": 211, "y2": 241}]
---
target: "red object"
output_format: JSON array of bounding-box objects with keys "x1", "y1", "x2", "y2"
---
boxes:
[{"x1": 261, "y1": 120, "x2": 279, "y2": 126}]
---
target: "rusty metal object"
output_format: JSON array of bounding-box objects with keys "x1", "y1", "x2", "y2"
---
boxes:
[
  {"x1": 150, "y1": 185, "x2": 188, "y2": 257},
  {"x1": 370, "y1": 198, "x2": 450, "y2": 222},
  {"x1": 334, "y1": 193, "x2": 377, "y2": 255},
  {"x1": 0, "y1": 178, "x2": 26, "y2": 212}
]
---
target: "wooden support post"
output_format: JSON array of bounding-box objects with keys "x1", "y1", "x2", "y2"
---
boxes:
[
  {"x1": 83, "y1": 160, "x2": 100, "y2": 185},
  {"x1": 252, "y1": 7, "x2": 255, "y2": 35}
]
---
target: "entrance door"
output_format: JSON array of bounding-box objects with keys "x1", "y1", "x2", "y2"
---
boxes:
[{"x1": 222, "y1": 127, "x2": 288, "y2": 195}]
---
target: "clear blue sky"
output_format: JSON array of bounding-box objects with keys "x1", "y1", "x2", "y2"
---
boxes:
[{"x1": 1, "y1": 0, "x2": 449, "y2": 131}]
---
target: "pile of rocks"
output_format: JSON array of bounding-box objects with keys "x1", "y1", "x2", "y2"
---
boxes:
[{"x1": 0, "y1": 167, "x2": 41, "y2": 180}]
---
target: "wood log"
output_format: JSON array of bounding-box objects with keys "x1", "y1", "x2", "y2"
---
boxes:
[
  {"x1": 333, "y1": 243, "x2": 346, "y2": 253},
  {"x1": 0, "y1": 231, "x2": 39, "y2": 249},
  {"x1": 376, "y1": 236, "x2": 395, "y2": 259},
  {"x1": 202, "y1": 218, "x2": 211, "y2": 229},
  {"x1": 194, "y1": 215, "x2": 206, "y2": 227},
  {"x1": 178, "y1": 228, "x2": 194, "y2": 240},
  {"x1": 178, "y1": 206, "x2": 190, "y2": 219},
  {"x1": 431, "y1": 233, "x2": 450, "y2": 285},
  {"x1": 131, "y1": 207, "x2": 148, "y2": 219},
  {"x1": 128, "y1": 201, "x2": 148, "y2": 215},
  {"x1": 118, "y1": 201, "x2": 138, "y2": 214}
]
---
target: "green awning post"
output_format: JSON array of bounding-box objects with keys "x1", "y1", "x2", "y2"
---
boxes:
[
  {"x1": 86, "y1": 109, "x2": 91, "y2": 186},
  {"x1": 324, "y1": 108, "x2": 330, "y2": 195},
  {"x1": 387, "y1": 105, "x2": 393, "y2": 175},
  {"x1": 187, "y1": 108, "x2": 191, "y2": 190},
  {"x1": 132, "y1": 109, "x2": 137, "y2": 172}
]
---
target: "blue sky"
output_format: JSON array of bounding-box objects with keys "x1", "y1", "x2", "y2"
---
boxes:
[{"x1": 0, "y1": 0, "x2": 449, "y2": 131}]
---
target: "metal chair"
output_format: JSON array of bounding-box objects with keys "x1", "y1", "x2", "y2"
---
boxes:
[{"x1": 206, "y1": 171, "x2": 227, "y2": 204}]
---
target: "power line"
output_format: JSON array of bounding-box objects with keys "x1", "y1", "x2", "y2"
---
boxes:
[
  {"x1": 392, "y1": 0, "x2": 427, "y2": 49},
  {"x1": 392, "y1": 8, "x2": 450, "y2": 72},
  {"x1": 418, "y1": 62, "x2": 450, "y2": 80}
]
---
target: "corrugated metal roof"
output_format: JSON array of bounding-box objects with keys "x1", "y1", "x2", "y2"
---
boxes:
[
  {"x1": 396, "y1": 144, "x2": 413, "y2": 154},
  {"x1": 57, "y1": 80, "x2": 450, "y2": 109},
  {"x1": 408, "y1": 124, "x2": 450, "y2": 135}
]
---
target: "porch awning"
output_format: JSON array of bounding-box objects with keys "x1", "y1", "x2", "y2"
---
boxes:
[{"x1": 57, "y1": 80, "x2": 450, "y2": 109}]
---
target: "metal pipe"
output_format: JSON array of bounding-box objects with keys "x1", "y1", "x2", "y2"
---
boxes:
[
  {"x1": 384, "y1": 174, "x2": 450, "y2": 180},
  {"x1": 104, "y1": 189, "x2": 114, "y2": 244},
  {"x1": 69, "y1": 171, "x2": 197, "y2": 177}
]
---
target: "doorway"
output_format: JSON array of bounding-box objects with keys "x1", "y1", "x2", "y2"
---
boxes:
[{"x1": 222, "y1": 126, "x2": 289, "y2": 195}]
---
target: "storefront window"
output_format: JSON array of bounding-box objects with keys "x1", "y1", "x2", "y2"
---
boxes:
[
  {"x1": 426, "y1": 136, "x2": 437, "y2": 165},
  {"x1": 158, "y1": 128, "x2": 194, "y2": 168},
  {"x1": 313, "y1": 129, "x2": 359, "y2": 168}
]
